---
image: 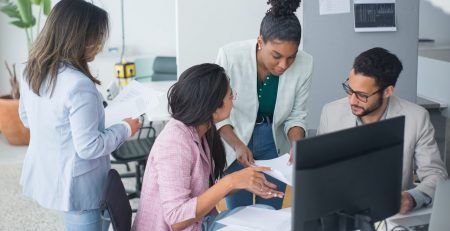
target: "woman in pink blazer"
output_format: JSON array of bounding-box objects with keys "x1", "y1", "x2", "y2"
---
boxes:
[{"x1": 132, "y1": 64, "x2": 284, "y2": 231}]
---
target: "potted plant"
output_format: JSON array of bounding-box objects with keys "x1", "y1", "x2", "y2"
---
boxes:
[{"x1": 0, "y1": 0, "x2": 51, "y2": 145}]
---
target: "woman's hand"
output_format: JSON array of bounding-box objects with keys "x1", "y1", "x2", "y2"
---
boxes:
[
  {"x1": 288, "y1": 144, "x2": 294, "y2": 166},
  {"x1": 123, "y1": 117, "x2": 141, "y2": 136},
  {"x1": 235, "y1": 143, "x2": 254, "y2": 167},
  {"x1": 229, "y1": 166, "x2": 284, "y2": 199}
]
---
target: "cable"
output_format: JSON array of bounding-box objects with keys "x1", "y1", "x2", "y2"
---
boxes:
[
  {"x1": 390, "y1": 225, "x2": 409, "y2": 231},
  {"x1": 375, "y1": 220, "x2": 383, "y2": 230},
  {"x1": 120, "y1": 0, "x2": 125, "y2": 62}
]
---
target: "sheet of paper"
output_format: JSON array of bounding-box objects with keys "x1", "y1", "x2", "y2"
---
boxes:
[
  {"x1": 217, "y1": 226, "x2": 258, "y2": 231},
  {"x1": 104, "y1": 80, "x2": 163, "y2": 127},
  {"x1": 254, "y1": 154, "x2": 293, "y2": 186},
  {"x1": 319, "y1": 0, "x2": 350, "y2": 15},
  {"x1": 216, "y1": 206, "x2": 291, "y2": 231}
]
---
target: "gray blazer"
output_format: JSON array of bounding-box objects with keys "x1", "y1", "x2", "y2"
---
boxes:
[
  {"x1": 215, "y1": 39, "x2": 313, "y2": 164},
  {"x1": 317, "y1": 95, "x2": 448, "y2": 198}
]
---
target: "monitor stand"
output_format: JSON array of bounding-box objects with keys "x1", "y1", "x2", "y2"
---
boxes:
[{"x1": 317, "y1": 212, "x2": 376, "y2": 231}]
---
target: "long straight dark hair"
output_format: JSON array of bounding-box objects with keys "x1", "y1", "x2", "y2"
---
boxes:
[
  {"x1": 24, "y1": 0, "x2": 109, "y2": 96},
  {"x1": 167, "y1": 63, "x2": 228, "y2": 180}
]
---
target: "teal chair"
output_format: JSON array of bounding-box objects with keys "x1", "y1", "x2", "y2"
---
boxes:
[{"x1": 150, "y1": 56, "x2": 177, "y2": 81}]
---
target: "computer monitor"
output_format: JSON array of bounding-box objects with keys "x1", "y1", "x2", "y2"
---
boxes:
[{"x1": 293, "y1": 116, "x2": 405, "y2": 231}]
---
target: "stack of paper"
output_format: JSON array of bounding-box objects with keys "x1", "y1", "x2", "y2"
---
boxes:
[
  {"x1": 104, "y1": 80, "x2": 163, "y2": 127},
  {"x1": 254, "y1": 154, "x2": 293, "y2": 186},
  {"x1": 216, "y1": 206, "x2": 291, "y2": 231}
]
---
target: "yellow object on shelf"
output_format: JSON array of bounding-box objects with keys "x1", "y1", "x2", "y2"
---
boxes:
[{"x1": 115, "y1": 59, "x2": 136, "y2": 87}]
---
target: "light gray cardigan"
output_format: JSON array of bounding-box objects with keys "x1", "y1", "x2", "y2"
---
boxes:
[{"x1": 215, "y1": 39, "x2": 313, "y2": 165}]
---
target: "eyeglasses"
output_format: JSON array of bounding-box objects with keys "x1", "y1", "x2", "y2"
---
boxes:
[{"x1": 342, "y1": 80, "x2": 383, "y2": 103}]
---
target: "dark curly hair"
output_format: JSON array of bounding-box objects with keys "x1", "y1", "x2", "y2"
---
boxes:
[
  {"x1": 353, "y1": 47, "x2": 403, "y2": 89},
  {"x1": 260, "y1": 0, "x2": 302, "y2": 44}
]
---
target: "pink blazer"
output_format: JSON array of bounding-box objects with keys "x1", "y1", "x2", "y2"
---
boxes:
[{"x1": 132, "y1": 119, "x2": 214, "y2": 231}]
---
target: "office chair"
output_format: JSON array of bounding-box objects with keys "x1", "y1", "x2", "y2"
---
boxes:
[
  {"x1": 100, "y1": 169, "x2": 132, "y2": 231},
  {"x1": 111, "y1": 115, "x2": 156, "y2": 199},
  {"x1": 150, "y1": 56, "x2": 177, "y2": 81}
]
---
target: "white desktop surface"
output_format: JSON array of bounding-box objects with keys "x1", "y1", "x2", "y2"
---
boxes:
[
  {"x1": 139, "y1": 80, "x2": 176, "y2": 121},
  {"x1": 386, "y1": 207, "x2": 432, "y2": 230},
  {"x1": 217, "y1": 206, "x2": 433, "y2": 231},
  {"x1": 217, "y1": 207, "x2": 291, "y2": 231}
]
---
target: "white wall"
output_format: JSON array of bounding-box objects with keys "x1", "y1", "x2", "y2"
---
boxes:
[
  {"x1": 419, "y1": 0, "x2": 450, "y2": 43},
  {"x1": 418, "y1": 56, "x2": 450, "y2": 117},
  {"x1": 176, "y1": 0, "x2": 266, "y2": 74},
  {"x1": 0, "y1": 0, "x2": 176, "y2": 96},
  {"x1": 2, "y1": 0, "x2": 448, "y2": 96},
  {"x1": 0, "y1": 14, "x2": 29, "y2": 96},
  {"x1": 92, "y1": 0, "x2": 176, "y2": 95},
  {"x1": 176, "y1": 0, "x2": 304, "y2": 75}
]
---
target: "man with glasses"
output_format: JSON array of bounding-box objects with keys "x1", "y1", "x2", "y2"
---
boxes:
[{"x1": 317, "y1": 47, "x2": 448, "y2": 214}]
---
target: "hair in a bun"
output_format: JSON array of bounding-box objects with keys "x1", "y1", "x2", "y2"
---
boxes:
[
  {"x1": 260, "y1": 0, "x2": 302, "y2": 44},
  {"x1": 267, "y1": 0, "x2": 300, "y2": 17}
]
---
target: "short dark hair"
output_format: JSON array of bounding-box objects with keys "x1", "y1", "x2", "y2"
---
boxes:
[
  {"x1": 353, "y1": 47, "x2": 403, "y2": 89},
  {"x1": 260, "y1": 0, "x2": 302, "y2": 44},
  {"x1": 168, "y1": 63, "x2": 229, "y2": 179}
]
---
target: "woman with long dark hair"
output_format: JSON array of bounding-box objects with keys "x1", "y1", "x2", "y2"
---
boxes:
[
  {"x1": 19, "y1": 0, "x2": 140, "y2": 230},
  {"x1": 132, "y1": 63, "x2": 283, "y2": 231},
  {"x1": 216, "y1": 0, "x2": 313, "y2": 209}
]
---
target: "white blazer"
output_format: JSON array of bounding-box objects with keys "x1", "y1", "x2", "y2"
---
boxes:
[
  {"x1": 215, "y1": 39, "x2": 313, "y2": 164},
  {"x1": 317, "y1": 96, "x2": 448, "y2": 198},
  {"x1": 19, "y1": 65, "x2": 129, "y2": 211}
]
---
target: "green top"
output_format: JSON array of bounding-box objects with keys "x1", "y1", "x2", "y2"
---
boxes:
[{"x1": 257, "y1": 73, "x2": 279, "y2": 117}]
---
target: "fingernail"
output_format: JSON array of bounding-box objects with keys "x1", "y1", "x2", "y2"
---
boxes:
[{"x1": 268, "y1": 191, "x2": 272, "y2": 195}]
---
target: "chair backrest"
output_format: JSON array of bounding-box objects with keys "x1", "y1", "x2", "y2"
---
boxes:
[
  {"x1": 100, "y1": 169, "x2": 132, "y2": 231},
  {"x1": 151, "y1": 56, "x2": 177, "y2": 81}
]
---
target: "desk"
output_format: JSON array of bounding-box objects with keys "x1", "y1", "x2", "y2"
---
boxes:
[
  {"x1": 217, "y1": 207, "x2": 291, "y2": 231},
  {"x1": 139, "y1": 80, "x2": 176, "y2": 121},
  {"x1": 217, "y1": 206, "x2": 433, "y2": 231},
  {"x1": 386, "y1": 207, "x2": 432, "y2": 230}
]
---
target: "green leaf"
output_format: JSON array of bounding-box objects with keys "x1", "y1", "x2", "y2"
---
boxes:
[
  {"x1": 10, "y1": 20, "x2": 28, "y2": 28},
  {"x1": 0, "y1": 3, "x2": 21, "y2": 19},
  {"x1": 31, "y1": 0, "x2": 41, "y2": 5},
  {"x1": 30, "y1": 15, "x2": 35, "y2": 26},
  {"x1": 17, "y1": 0, "x2": 32, "y2": 25},
  {"x1": 42, "y1": 0, "x2": 50, "y2": 16}
]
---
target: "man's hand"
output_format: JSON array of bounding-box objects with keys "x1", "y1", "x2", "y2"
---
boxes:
[
  {"x1": 399, "y1": 191, "x2": 416, "y2": 214},
  {"x1": 235, "y1": 143, "x2": 254, "y2": 167}
]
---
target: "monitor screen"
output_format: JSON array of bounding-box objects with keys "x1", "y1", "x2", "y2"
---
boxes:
[{"x1": 293, "y1": 116, "x2": 405, "y2": 231}]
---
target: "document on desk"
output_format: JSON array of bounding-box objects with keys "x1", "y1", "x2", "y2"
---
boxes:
[
  {"x1": 104, "y1": 80, "x2": 163, "y2": 127},
  {"x1": 254, "y1": 154, "x2": 293, "y2": 186},
  {"x1": 216, "y1": 206, "x2": 291, "y2": 231}
]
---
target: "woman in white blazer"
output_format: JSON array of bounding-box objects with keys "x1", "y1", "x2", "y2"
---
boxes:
[
  {"x1": 19, "y1": 1, "x2": 140, "y2": 230},
  {"x1": 215, "y1": 0, "x2": 313, "y2": 210}
]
